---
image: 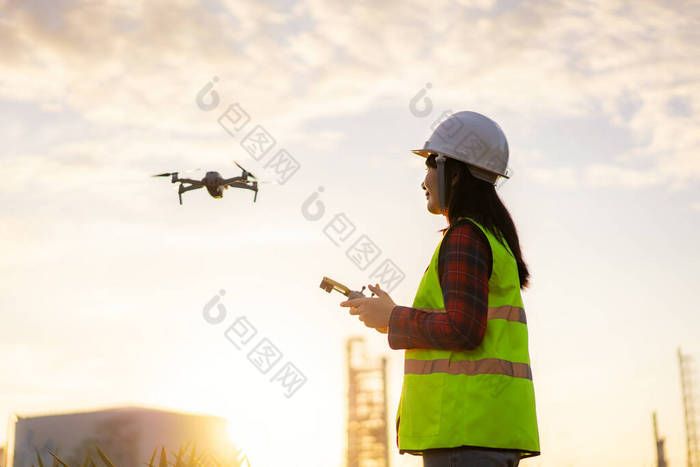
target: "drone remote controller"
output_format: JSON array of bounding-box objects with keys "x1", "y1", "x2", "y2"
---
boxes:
[{"x1": 319, "y1": 276, "x2": 375, "y2": 299}]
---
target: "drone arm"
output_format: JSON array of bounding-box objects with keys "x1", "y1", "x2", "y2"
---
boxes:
[
  {"x1": 177, "y1": 183, "x2": 204, "y2": 205},
  {"x1": 179, "y1": 184, "x2": 204, "y2": 194},
  {"x1": 177, "y1": 178, "x2": 203, "y2": 185},
  {"x1": 222, "y1": 176, "x2": 247, "y2": 185}
]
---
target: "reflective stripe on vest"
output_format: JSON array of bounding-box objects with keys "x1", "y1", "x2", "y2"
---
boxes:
[
  {"x1": 405, "y1": 357, "x2": 532, "y2": 379},
  {"x1": 488, "y1": 305, "x2": 527, "y2": 324},
  {"x1": 395, "y1": 217, "x2": 540, "y2": 458}
]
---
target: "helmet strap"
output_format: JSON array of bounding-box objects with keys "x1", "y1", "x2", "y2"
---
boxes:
[{"x1": 436, "y1": 154, "x2": 447, "y2": 214}]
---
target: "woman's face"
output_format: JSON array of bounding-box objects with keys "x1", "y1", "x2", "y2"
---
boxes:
[{"x1": 422, "y1": 154, "x2": 443, "y2": 215}]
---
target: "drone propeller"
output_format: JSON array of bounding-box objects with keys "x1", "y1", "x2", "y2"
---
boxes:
[
  {"x1": 233, "y1": 160, "x2": 257, "y2": 180},
  {"x1": 151, "y1": 168, "x2": 201, "y2": 178}
]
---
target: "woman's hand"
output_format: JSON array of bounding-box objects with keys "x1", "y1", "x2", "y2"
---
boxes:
[{"x1": 339, "y1": 283, "x2": 396, "y2": 332}]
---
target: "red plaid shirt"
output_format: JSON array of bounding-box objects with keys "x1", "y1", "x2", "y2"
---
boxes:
[{"x1": 388, "y1": 221, "x2": 492, "y2": 350}]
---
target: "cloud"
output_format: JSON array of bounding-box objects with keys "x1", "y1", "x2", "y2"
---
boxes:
[
  {"x1": 584, "y1": 163, "x2": 661, "y2": 188},
  {"x1": 521, "y1": 166, "x2": 578, "y2": 188},
  {"x1": 0, "y1": 0, "x2": 698, "y2": 192}
]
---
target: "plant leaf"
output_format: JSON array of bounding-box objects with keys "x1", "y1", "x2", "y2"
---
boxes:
[
  {"x1": 47, "y1": 450, "x2": 69, "y2": 467},
  {"x1": 145, "y1": 446, "x2": 158, "y2": 467},
  {"x1": 95, "y1": 447, "x2": 115, "y2": 467},
  {"x1": 35, "y1": 449, "x2": 45, "y2": 467},
  {"x1": 159, "y1": 446, "x2": 168, "y2": 467}
]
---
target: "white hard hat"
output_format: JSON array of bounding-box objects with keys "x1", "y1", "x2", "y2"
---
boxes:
[{"x1": 413, "y1": 111, "x2": 511, "y2": 212}]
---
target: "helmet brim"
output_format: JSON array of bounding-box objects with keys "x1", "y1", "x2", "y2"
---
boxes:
[{"x1": 411, "y1": 148, "x2": 510, "y2": 181}]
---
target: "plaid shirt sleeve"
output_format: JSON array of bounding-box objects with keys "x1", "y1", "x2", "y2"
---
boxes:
[{"x1": 387, "y1": 222, "x2": 492, "y2": 350}]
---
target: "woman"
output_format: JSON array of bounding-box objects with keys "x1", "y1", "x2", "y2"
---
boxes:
[{"x1": 340, "y1": 111, "x2": 540, "y2": 467}]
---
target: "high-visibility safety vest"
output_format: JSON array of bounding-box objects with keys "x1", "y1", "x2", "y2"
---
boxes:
[{"x1": 395, "y1": 216, "x2": 540, "y2": 458}]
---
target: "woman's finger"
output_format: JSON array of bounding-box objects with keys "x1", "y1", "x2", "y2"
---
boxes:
[
  {"x1": 368, "y1": 284, "x2": 387, "y2": 297},
  {"x1": 340, "y1": 298, "x2": 367, "y2": 307}
]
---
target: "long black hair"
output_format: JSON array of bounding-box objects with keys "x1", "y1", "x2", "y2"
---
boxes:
[{"x1": 427, "y1": 154, "x2": 530, "y2": 289}]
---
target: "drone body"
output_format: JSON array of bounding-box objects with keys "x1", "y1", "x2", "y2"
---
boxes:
[{"x1": 153, "y1": 162, "x2": 258, "y2": 205}]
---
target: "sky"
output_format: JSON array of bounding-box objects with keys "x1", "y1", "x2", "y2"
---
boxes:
[{"x1": 1, "y1": 0, "x2": 699, "y2": 465}]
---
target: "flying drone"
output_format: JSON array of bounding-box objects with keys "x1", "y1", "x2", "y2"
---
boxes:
[{"x1": 153, "y1": 161, "x2": 259, "y2": 205}]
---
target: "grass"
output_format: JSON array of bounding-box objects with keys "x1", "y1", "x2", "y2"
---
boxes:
[{"x1": 34, "y1": 441, "x2": 250, "y2": 467}]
